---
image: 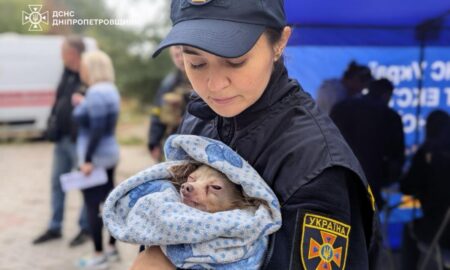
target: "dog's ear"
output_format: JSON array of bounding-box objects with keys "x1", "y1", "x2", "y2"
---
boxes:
[
  {"x1": 168, "y1": 162, "x2": 202, "y2": 186},
  {"x1": 232, "y1": 197, "x2": 265, "y2": 209},
  {"x1": 231, "y1": 187, "x2": 267, "y2": 209}
]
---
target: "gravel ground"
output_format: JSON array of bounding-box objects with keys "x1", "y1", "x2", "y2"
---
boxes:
[{"x1": 0, "y1": 142, "x2": 155, "y2": 270}]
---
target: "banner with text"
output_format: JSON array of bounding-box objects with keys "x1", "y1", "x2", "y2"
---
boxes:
[{"x1": 285, "y1": 46, "x2": 450, "y2": 154}]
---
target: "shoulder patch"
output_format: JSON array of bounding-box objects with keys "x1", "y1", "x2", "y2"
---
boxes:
[
  {"x1": 367, "y1": 185, "x2": 376, "y2": 211},
  {"x1": 300, "y1": 213, "x2": 351, "y2": 270}
]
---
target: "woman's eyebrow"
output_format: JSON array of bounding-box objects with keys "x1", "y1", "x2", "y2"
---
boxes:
[{"x1": 182, "y1": 47, "x2": 201, "y2": 56}]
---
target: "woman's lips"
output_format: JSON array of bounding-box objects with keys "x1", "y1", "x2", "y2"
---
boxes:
[{"x1": 210, "y1": 96, "x2": 237, "y2": 105}]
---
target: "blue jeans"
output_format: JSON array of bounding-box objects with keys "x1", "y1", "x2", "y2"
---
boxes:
[{"x1": 49, "y1": 136, "x2": 89, "y2": 232}]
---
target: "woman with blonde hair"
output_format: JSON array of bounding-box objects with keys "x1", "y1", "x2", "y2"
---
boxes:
[{"x1": 72, "y1": 50, "x2": 120, "y2": 269}]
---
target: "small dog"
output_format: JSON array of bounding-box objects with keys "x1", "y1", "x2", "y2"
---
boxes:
[{"x1": 169, "y1": 162, "x2": 262, "y2": 213}]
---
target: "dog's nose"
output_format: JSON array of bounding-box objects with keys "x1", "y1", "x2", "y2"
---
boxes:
[{"x1": 181, "y1": 183, "x2": 194, "y2": 193}]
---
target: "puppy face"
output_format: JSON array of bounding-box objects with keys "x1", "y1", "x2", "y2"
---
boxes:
[{"x1": 180, "y1": 165, "x2": 242, "y2": 213}]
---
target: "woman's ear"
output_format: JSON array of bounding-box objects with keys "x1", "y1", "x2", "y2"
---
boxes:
[{"x1": 274, "y1": 26, "x2": 292, "y2": 61}]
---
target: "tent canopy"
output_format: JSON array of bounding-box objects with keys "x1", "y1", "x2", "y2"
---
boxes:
[{"x1": 285, "y1": 0, "x2": 450, "y2": 46}]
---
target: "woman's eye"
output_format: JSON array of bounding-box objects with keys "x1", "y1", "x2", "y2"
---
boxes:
[
  {"x1": 190, "y1": 63, "x2": 206, "y2": 69},
  {"x1": 187, "y1": 176, "x2": 195, "y2": 182},
  {"x1": 211, "y1": 185, "x2": 222, "y2": 190},
  {"x1": 227, "y1": 60, "x2": 246, "y2": 68}
]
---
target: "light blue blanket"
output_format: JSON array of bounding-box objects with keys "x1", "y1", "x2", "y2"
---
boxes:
[{"x1": 103, "y1": 135, "x2": 282, "y2": 269}]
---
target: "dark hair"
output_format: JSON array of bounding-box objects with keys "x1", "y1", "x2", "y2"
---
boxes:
[
  {"x1": 265, "y1": 28, "x2": 284, "y2": 45},
  {"x1": 368, "y1": 78, "x2": 394, "y2": 98},
  {"x1": 343, "y1": 61, "x2": 373, "y2": 83},
  {"x1": 65, "y1": 35, "x2": 85, "y2": 55},
  {"x1": 426, "y1": 110, "x2": 450, "y2": 140},
  {"x1": 265, "y1": 27, "x2": 286, "y2": 65}
]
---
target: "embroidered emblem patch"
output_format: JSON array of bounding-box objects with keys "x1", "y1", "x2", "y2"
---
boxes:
[
  {"x1": 187, "y1": 0, "x2": 212, "y2": 5},
  {"x1": 301, "y1": 213, "x2": 351, "y2": 270}
]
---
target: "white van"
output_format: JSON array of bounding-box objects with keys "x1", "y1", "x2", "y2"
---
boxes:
[{"x1": 0, "y1": 34, "x2": 95, "y2": 138}]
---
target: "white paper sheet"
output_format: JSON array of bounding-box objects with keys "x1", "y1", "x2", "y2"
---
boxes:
[{"x1": 60, "y1": 168, "x2": 108, "y2": 192}]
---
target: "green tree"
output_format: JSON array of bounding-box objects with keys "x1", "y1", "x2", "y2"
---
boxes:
[
  {"x1": 0, "y1": 0, "x2": 47, "y2": 34},
  {"x1": 58, "y1": 0, "x2": 173, "y2": 105}
]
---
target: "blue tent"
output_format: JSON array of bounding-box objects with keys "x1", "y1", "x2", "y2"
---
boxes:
[
  {"x1": 283, "y1": 1, "x2": 450, "y2": 249},
  {"x1": 284, "y1": 0, "x2": 450, "y2": 149},
  {"x1": 285, "y1": 0, "x2": 450, "y2": 46}
]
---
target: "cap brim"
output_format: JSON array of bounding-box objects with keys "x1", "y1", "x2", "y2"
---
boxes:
[{"x1": 152, "y1": 19, "x2": 265, "y2": 58}]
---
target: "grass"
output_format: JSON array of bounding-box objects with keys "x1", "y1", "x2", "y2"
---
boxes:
[{"x1": 117, "y1": 98, "x2": 150, "y2": 146}]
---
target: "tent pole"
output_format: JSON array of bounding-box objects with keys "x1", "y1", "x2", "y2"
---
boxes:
[
  {"x1": 414, "y1": 39, "x2": 425, "y2": 147},
  {"x1": 414, "y1": 10, "x2": 449, "y2": 147}
]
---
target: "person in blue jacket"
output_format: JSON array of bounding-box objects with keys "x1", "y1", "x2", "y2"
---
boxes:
[
  {"x1": 131, "y1": 0, "x2": 382, "y2": 269},
  {"x1": 73, "y1": 50, "x2": 121, "y2": 269}
]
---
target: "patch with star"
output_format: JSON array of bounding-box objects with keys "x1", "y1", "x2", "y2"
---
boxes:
[{"x1": 300, "y1": 213, "x2": 351, "y2": 270}]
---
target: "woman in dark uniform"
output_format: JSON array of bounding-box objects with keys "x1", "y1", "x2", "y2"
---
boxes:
[{"x1": 131, "y1": 0, "x2": 381, "y2": 269}]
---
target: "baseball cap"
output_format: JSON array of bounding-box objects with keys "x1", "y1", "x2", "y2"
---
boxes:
[{"x1": 152, "y1": 0, "x2": 286, "y2": 58}]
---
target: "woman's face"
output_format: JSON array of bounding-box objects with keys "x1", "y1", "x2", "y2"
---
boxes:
[{"x1": 182, "y1": 34, "x2": 276, "y2": 118}]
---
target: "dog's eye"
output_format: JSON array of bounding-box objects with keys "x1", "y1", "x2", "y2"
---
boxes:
[{"x1": 211, "y1": 185, "x2": 222, "y2": 190}]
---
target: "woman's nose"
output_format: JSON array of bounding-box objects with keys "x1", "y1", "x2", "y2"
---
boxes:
[
  {"x1": 181, "y1": 183, "x2": 194, "y2": 193},
  {"x1": 207, "y1": 72, "x2": 230, "y2": 92}
]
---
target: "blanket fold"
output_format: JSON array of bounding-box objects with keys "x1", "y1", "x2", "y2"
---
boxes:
[{"x1": 103, "y1": 135, "x2": 281, "y2": 269}]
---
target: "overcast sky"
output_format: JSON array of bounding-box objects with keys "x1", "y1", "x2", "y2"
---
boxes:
[
  {"x1": 104, "y1": 0, "x2": 168, "y2": 30},
  {"x1": 102, "y1": 0, "x2": 170, "y2": 57}
]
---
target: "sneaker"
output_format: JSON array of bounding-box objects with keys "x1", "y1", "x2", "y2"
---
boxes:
[
  {"x1": 69, "y1": 229, "x2": 90, "y2": 247},
  {"x1": 32, "y1": 229, "x2": 62, "y2": 245},
  {"x1": 77, "y1": 255, "x2": 109, "y2": 270},
  {"x1": 104, "y1": 248, "x2": 120, "y2": 262}
]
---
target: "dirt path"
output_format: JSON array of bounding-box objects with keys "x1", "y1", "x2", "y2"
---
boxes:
[{"x1": 0, "y1": 142, "x2": 155, "y2": 270}]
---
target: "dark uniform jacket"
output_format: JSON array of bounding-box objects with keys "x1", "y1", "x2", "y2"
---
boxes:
[
  {"x1": 400, "y1": 131, "x2": 450, "y2": 247},
  {"x1": 148, "y1": 70, "x2": 191, "y2": 151},
  {"x1": 47, "y1": 68, "x2": 82, "y2": 142},
  {"x1": 330, "y1": 95, "x2": 405, "y2": 209},
  {"x1": 178, "y1": 62, "x2": 382, "y2": 269}
]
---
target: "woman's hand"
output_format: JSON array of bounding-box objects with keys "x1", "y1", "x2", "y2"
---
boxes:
[
  {"x1": 129, "y1": 246, "x2": 176, "y2": 270},
  {"x1": 80, "y1": 162, "x2": 93, "y2": 176},
  {"x1": 72, "y1": 93, "x2": 85, "y2": 106},
  {"x1": 150, "y1": 146, "x2": 162, "y2": 162}
]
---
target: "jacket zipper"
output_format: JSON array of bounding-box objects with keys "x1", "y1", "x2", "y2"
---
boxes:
[
  {"x1": 228, "y1": 117, "x2": 238, "y2": 148},
  {"x1": 217, "y1": 116, "x2": 237, "y2": 147}
]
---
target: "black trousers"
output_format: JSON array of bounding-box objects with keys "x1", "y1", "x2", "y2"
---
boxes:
[{"x1": 82, "y1": 167, "x2": 116, "y2": 252}]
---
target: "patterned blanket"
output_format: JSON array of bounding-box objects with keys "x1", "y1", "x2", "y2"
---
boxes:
[{"x1": 103, "y1": 135, "x2": 281, "y2": 269}]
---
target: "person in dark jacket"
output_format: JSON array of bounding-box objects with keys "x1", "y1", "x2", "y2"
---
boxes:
[
  {"x1": 148, "y1": 46, "x2": 192, "y2": 161},
  {"x1": 33, "y1": 35, "x2": 90, "y2": 247},
  {"x1": 400, "y1": 110, "x2": 450, "y2": 270},
  {"x1": 130, "y1": 1, "x2": 382, "y2": 269},
  {"x1": 316, "y1": 61, "x2": 373, "y2": 115},
  {"x1": 330, "y1": 79, "x2": 405, "y2": 209}
]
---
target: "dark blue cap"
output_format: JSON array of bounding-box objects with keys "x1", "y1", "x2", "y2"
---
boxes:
[{"x1": 152, "y1": 0, "x2": 286, "y2": 58}]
